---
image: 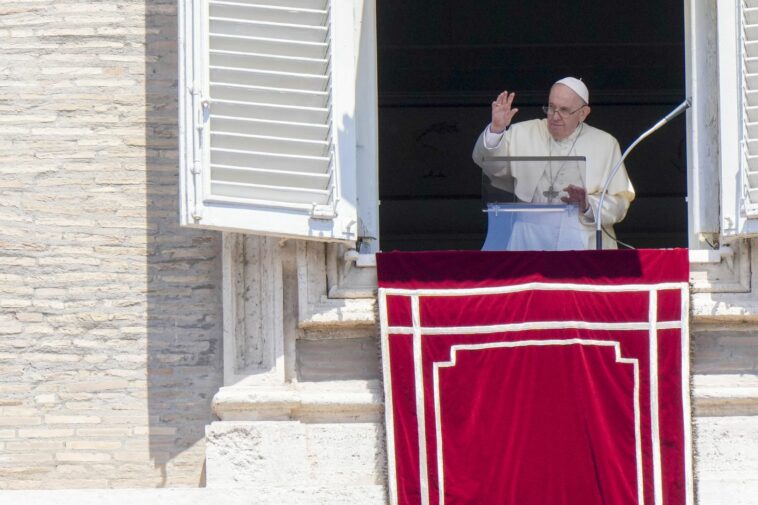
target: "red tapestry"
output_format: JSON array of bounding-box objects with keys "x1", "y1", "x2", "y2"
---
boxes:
[{"x1": 377, "y1": 249, "x2": 692, "y2": 505}]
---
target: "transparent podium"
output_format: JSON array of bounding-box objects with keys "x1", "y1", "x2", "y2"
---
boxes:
[{"x1": 480, "y1": 156, "x2": 588, "y2": 251}]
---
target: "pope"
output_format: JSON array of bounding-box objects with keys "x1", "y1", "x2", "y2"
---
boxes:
[{"x1": 472, "y1": 77, "x2": 635, "y2": 250}]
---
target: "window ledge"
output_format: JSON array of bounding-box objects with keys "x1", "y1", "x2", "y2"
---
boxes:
[
  {"x1": 691, "y1": 291, "x2": 758, "y2": 322},
  {"x1": 692, "y1": 374, "x2": 758, "y2": 416},
  {"x1": 304, "y1": 245, "x2": 754, "y2": 328},
  {"x1": 299, "y1": 297, "x2": 377, "y2": 329},
  {"x1": 212, "y1": 380, "x2": 384, "y2": 421},
  {"x1": 688, "y1": 246, "x2": 734, "y2": 264},
  {"x1": 343, "y1": 250, "x2": 377, "y2": 268},
  {"x1": 212, "y1": 375, "x2": 753, "y2": 418},
  {"x1": 347, "y1": 247, "x2": 735, "y2": 267}
]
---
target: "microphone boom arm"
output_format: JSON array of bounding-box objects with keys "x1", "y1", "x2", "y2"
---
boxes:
[{"x1": 595, "y1": 98, "x2": 691, "y2": 250}]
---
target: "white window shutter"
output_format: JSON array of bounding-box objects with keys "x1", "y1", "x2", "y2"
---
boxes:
[
  {"x1": 718, "y1": 0, "x2": 758, "y2": 239},
  {"x1": 742, "y1": 2, "x2": 758, "y2": 215},
  {"x1": 179, "y1": 0, "x2": 359, "y2": 243}
]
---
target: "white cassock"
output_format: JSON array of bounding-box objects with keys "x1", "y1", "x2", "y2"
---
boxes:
[{"x1": 472, "y1": 118, "x2": 635, "y2": 250}]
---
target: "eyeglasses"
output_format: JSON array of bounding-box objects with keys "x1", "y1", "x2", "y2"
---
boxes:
[{"x1": 542, "y1": 104, "x2": 586, "y2": 118}]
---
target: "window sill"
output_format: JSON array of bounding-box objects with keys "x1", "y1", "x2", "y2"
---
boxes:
[{"x1": 301, "y1": 243, "x2": 755, "y2": 329}]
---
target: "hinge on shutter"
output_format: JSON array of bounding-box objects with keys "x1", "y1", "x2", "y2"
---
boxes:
[
  {"x1": 310, "y1": 203, "x2": 337, "y2": 219},
  {"x1": 189, "y1": 85, "x2": 210, "y2": 222},
  {"x1": 745, "y1": 206, "x2": 758, "y2": 218}
]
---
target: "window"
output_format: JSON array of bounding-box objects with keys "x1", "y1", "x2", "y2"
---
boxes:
[
  {"x1": 179, "y1": 0, "x2": 754, "y2": 268},
  {"x1": 376, "y1": 1, "x2": 688, "y2": 251}
]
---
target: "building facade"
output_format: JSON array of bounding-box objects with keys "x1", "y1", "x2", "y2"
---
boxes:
[{"x1": 0, "y1": 0, "x2": 757, "y2": 503}]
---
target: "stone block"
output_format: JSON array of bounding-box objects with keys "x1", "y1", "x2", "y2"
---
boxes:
[
  {"x1": 0, "y1": 453, "x2": 53, "y2": 464},
  {"x1": 73, "y1": 428, "x2": 131, "y2": 438},
  {"x1": 55, "y1": 452, "x2": 111, "y2": 463},
  {"x1": 5, "y1": 441, "x2": 65, "y2": 452},
  {"x1": 44, "y1": 415, "x2": 101, "y2": 425},
  {"x1": 0, "y1": 418, "x2": 40, "y2": 427},
  {"x1": 205, "y1": 421, "x2": 309, "y2": 488},
  {"x1": 695, "y1": 416, "x2": 758, "y2": 473},
  {"x1": 16, "y1": 429, "x2": 75, "y2": 439},
  {"x1": 64, "y1": 441, "x2": 122, "y2": 451},
  {"x1": 205, "y1": 420, "x2": 385, "y2": 488}
]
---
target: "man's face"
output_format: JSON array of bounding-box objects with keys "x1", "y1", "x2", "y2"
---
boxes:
[{"x1": 546, "y1": 84, "x2": 590, "y2": 140}]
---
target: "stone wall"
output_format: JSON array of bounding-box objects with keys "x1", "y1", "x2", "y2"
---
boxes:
[
  {"x1": 692, "y1": 322, "x2": 758, "y2": 502},
  {"x1": 2, "y1": 0, "x2": 758, "y2": 501},
  {"x1": 0, "y1": 1, "x2": 223, "y2": 488}
]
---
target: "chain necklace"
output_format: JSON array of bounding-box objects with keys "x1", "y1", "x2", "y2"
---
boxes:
[{"x1": 543, "y1": 123, "x2": 584, "y2": 202}]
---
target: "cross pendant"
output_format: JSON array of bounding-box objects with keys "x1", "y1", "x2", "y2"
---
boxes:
[{"x1": 543, "y1": 186, "x2": 559, "y2": 202}]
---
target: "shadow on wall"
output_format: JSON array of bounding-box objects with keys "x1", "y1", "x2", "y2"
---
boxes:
[{"x1": 145, "y1": 0, "x2": 224, "y2": 486}]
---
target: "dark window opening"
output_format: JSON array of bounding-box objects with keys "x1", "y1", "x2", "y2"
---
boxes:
[{"x1": 377, "y1": 1, "x2": 686, "y2": 251}]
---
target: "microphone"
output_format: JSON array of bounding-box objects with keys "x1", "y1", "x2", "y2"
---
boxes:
[{"x1": 595, "y1": 98, "x2": 692, "y2": 250}]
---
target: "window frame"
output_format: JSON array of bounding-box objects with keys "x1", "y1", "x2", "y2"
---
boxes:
[{"x1": 181, "y1": 0, "x2": 753, "y2": 296}]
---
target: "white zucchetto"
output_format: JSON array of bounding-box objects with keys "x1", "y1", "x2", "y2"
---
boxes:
[{"x1": 554, "y1": 77, "x2": 589, "y2": 105}]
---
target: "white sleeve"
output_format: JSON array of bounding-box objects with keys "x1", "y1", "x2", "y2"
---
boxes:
[
  {"x1": 580, "y1": 193, "x2": 631, "y2": 227},
  {"x1": 483, "y1": 124, "x2": 506, "y2": 149}
]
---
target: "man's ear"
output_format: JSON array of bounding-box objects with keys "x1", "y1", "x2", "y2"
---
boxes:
[{"x1": 580, "y1": 105, "x2": 591, "y2": 122}]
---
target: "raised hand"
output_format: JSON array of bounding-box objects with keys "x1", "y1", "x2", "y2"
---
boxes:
[{"x1": 490, "y1": 91, "x2": 519, "y2": 134}]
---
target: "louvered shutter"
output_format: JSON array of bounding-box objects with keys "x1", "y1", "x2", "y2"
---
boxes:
[
  {"x1": 179, "y1": 0, "x2": 359, "y2": 243},
  {"x1": 742, "y1": 2, "x2": 758, "y2": 216},
  {"x1": 719, "y1": 0, "x2": 758, "y2": 238}
]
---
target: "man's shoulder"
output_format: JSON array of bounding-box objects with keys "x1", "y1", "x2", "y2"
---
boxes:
[{"x1": 581, "y1": 123, "x2": 619, "y2": 145}]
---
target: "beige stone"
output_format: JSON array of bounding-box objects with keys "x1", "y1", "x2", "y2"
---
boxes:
[
  {"x1": 0, "y1": 0, "x2": 754, "y2": 500},
  {"x1": 55, "y1": 453, "x2": 111, "y2": 463},
  {"x1": 0, "y1": 418, "x2": 40, "y2": 427},
  {"x1": 0, "y1": 453, "x2": 53, "y2": 464},
  {"x1": 73, "y1": 428, "x2": 131, "y2": 438},
  {"x1": 44, "y1": 416, "x2": 101, "y2": 425},
  {"x1": 5, "y1": 441, "x2": 65, "y2": 452}
]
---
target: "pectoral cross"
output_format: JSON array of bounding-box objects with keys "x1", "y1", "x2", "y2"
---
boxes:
[{"x1": 543, "y1": 185, "x2": 559, "y2": 202}]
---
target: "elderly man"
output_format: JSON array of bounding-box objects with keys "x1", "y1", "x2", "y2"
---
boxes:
[{"x1": 472, "y1": 77, "x2": 635, "y2": 250}]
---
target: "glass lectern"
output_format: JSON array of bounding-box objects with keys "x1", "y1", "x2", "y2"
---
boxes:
[{"x1": 480, "y1": 156, "x2": 588, "y2": 251}]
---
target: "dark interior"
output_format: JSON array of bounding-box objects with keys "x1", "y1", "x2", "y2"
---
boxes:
[{"x1": 377, "y1": 1, "x2": 686, "y2": 251}]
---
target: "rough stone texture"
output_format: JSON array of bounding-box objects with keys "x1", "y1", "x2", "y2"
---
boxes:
[
  {"x1": 692, "y1": 323, "x2": 758, "y2": 376},
  {"x1": 296, "y1": 335, "x2": 381, "y2": 382},
  {"x1": 205, "y1": 421, "x2": 385, "y2": 488},
  {"x1": 695, "y1": 416, "x2": 758, "y2": 505},
  {"x1": 691, "y1": 323, "x2": 758, "y2": 502},
  {"x1": 0, "y1": 0, "x2": 223, "y2": 489}
]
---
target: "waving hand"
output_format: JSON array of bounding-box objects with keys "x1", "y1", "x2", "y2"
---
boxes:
[{"x1": 490, "y1": 91, "x2": 519, "y2": 134}]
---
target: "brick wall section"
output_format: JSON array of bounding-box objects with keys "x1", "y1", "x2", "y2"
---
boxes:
[{"x1": 0, "y1": 1, "x2": 223, "y2": 488}]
